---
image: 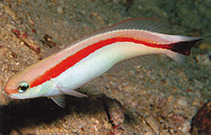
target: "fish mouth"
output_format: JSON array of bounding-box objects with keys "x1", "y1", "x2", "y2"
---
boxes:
[{"x1": 9, "y1": 94, "x2": 25, "y2": 99}]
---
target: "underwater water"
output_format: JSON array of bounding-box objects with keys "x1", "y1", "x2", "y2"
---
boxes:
[{"x1": 0, "y1": 0, "x2": 210, "y2": 134}]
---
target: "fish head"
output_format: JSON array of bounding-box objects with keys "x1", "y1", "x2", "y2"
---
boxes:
[
  {"x1": 5, "y1": 71, "x2": 58, "y2": 99},
  {"x1": 5, "y1": 73, "x2": 40, "y2": 99},
  {"x1": 5, "y1": 79, "x2": 38, "y2": 99},
  {"x1": 5, "y1": 57, "x2": 59, "y2": 99}
]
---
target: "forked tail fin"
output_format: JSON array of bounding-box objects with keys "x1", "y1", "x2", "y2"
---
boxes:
[
  {"x1": 171, "y1": 38, "x2": 204, "y2": 56},
  {"x1": 166, "y1": 37, "x2": 205, "y2": 64}
]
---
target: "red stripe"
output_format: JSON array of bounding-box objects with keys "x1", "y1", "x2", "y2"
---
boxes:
[{"x1": 30, "y1": 37, "x2": 173, "y2": 88}]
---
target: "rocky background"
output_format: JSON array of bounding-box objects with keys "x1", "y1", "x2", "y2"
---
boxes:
[{"x1": 0, "y1": 0, "x2": 211, "y2": 134}]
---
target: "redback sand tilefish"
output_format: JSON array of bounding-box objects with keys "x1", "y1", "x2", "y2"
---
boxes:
[{"x1": 5, "y1": 18, "x2": 205, "y2": 107}]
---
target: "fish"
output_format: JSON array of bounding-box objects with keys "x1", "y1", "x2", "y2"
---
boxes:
[{"x1": 5, "y1": 18, "x2": 204, "y2": 107}]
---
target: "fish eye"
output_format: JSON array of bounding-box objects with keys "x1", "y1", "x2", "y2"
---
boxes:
[{"x1": 17, "y1": 82, "x2": 29, "y2": 93}]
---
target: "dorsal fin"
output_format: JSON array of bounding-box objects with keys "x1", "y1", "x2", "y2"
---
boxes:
[{"x1": 63, "y1": 18, "x2": 165, "y2": 49}]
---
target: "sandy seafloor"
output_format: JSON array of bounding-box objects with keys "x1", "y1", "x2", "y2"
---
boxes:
[{"x1": 0, "y1": 0, "x2": 211, "y2": 134}]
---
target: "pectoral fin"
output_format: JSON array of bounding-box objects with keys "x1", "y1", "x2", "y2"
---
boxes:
[
  {"x1": 50, "y1": 95, "x2": 66, "y2": 108},
  {"x1": 56, "y1": 85, "x2": 88, "y2": 98}
]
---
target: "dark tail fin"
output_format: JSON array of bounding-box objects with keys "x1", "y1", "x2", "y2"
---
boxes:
[
  {"x1": 166, "y1": 37, "x2": 208, "y2": 64},
  {"x1": 171, "y1": 37, "x2": 204, "y2": 56}
]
